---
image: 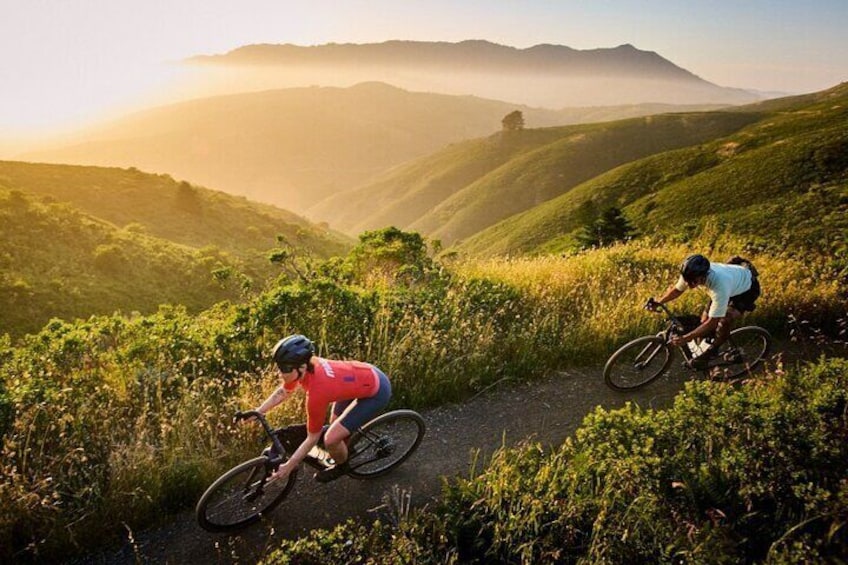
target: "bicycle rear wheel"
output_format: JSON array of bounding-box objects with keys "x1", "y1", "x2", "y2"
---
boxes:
[
  {"x1": 347, "y1": 409, "x2": 425, "y2": 479},
  {"x1": 604, "y1": 335, "x2": 673, "y2": 391},
  {"x1": 196, "y1": 456, "x2": 297, "y2": 532},
  {"x1": 710, "y1": 326, "x2": 771, "y2": 380}
]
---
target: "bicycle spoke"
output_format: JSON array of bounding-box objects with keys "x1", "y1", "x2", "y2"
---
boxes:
[
  {"x1": 604, "y1": 336, "x2": 672, "y2": 391},
  {"x1": 348, "y1": 411, "x2": 425, "y2": 478},
  {"x1": 710, "y1": 326, "x2": 771, "y2": 380},
  {"x1": 197, "y1": 457, "x2": 296, "y2": 532}
]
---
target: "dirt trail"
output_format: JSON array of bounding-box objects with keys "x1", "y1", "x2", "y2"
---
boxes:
[{"x1": 74, "y1": 347, "x2": 810, "y2": 564}]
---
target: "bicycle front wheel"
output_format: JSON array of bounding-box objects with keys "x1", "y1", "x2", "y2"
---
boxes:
[
  {"x1": 711, "y1": 326, "x2": 772, "y2": 380},
  {"x1": 347, "y1": 409, "x2": 426, "y2": 479},
  {"x1": 604, "y1": 335, "x2": 673, "y2": 391},
  {"x1": 196, "y1": 456, "x2": 297, "y2": 533}
]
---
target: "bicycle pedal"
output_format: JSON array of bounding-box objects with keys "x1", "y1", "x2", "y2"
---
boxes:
[{"x1": 314, "y1": 462, "x2": 350, "y2": 483}]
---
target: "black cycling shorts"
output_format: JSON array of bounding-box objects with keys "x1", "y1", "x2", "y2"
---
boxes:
[{"x1": 729, "y1": 276, "x2": 760, "y2": 313}]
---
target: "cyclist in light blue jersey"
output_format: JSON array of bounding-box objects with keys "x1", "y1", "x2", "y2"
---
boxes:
[{"x1": 649, "y1": 254, "x2": 761, "y2": 369}]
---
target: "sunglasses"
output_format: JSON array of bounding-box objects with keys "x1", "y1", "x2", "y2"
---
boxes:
[{"x1": 278, "y1": 364, "x2": 298, "y2": 373}]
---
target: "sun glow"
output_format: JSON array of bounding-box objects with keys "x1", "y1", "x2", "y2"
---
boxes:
[{"x1": 2, "y1": 0, "x2": 846, "y2": 152}]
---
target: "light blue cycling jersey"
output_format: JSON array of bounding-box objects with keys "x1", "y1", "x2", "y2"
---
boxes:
[{"x1": 674, "y1": 263, "x2": 753, "y2": 318}]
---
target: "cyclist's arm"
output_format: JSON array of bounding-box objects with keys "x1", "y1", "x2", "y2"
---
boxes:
[
  {"x1": 680, "y1": 317, "x2": 721, "y2": 343},
  {"x1": 678, "y1": 284, "x2": 729, "y2": 341},
  {"x1": 256, "y1": 386, "x2": 288, "y2": 415},
  {"x1": 656, "y1": 285, "x2": 684, "y2": 304}
]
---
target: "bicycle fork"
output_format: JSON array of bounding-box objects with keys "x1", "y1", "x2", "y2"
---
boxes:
[{"x1": 633, "y1": 337, "x2": 668, "y2": 370}]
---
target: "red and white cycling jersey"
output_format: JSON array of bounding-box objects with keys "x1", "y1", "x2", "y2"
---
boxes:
[{"x1": 284, "y1": 357, "x2": 381, "y2": 433}]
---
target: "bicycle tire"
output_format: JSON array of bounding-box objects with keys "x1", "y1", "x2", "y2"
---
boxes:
[
  {"x1": 196, "y1": 456, "x2": 297, "y2": 532},
  {"x1": 347, "y1": 409, "x2": 426, "y2": 479},
  {"x1": 604, "y1": 335, "x2": 673, "y2": 391},
  {"x1": 710, "y1": 326, "x2": 771, "y2": 380}
]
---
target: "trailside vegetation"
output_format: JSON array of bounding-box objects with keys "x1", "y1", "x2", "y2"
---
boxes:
[
  {"x1": 0, "y1": 230, "x2": 844, "y2": 561},
  {"x1": 260, "y1": 357, "x2": 848, "y2": 564}
]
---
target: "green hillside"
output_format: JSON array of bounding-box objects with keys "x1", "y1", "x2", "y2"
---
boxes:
[
  {"x1": 316, "y1": 111, "x2": 760, "y2": 243},
  {"x1": 0, "y1": 160, "x2": 349, "y2": 271},
  {"x1": 0, "y1": 188, "x2": 241, "y2": 336},
  {"x1": 457, "y1": 82, "x2": 848, "y2": 257},
  {"x1": 308, "y1": 127, "x2": 572, "y2": 233},
  {"x1": 413, "y1": 112, "x2": 762, "y2": 245},
  {"x1": 0, "y1": 161, "x2": 351, "y2": 336}
]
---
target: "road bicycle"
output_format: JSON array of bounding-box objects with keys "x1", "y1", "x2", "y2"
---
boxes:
[
  {"x1": 603, "y1": 298, "x2": 772, "y2": 391},
  {"x1": 196, "y1": 408, "x2": 426, "y2": 532}
]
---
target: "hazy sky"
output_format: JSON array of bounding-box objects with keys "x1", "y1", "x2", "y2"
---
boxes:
[{"x1": 2, "y1": 0, "x2": 847, "y2": 137}]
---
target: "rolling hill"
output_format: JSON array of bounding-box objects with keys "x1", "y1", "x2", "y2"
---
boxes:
[
  {"x1": 20, "y1": 83, "x2": 568, "y2": 213},
  {"x1": 21, "y1": 83, "x2": 729, "y2": 217},
  {"x1": 314, "y1": 112, "x2": 763, "y2": 243},
  {"x1": 0, "y1": 187, "x2": 241, "y2": 336},
  {"x1": 0, "y1": 161, "x2": 351, "y2": 336},
  {"x1": 0, "y1": 160, "x2": 349, "y2": 265},
  {"x1": 455, "y1": 83, "x2": 848, "y2": 257}
]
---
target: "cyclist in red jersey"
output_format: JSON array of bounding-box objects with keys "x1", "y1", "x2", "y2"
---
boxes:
[{"x1": 253, "y1": 334, "x2": 392, "y2": 483}]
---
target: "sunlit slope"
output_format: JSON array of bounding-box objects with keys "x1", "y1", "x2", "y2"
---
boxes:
[
  {"x1": 0, "y1": 188, "x2": 242, "y2": 336},
  {"x1": 324, "y1": 112, "x2": 757, "y2": 244},
  {"x1": 415, "y1": 113, "x2": 764, "y2": 245},
  {"x1": 24, "y1": 81, "x2": 732, "y2": 218},
  {"x1": 308, "y1": 127, "x2": 572, "y2": 234},
  {"x1": 457, "y1": 83, "x2": 848, "y2": 256},
  {"x1": 22, "y1": 83, "x2": 578, "y2": 213},
  {"x1": 0, "y1": 160, "x2": 350, "y2": 269}
]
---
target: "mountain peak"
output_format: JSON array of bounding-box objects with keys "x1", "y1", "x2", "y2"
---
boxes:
[{"x1": 190, "y1": 39, "x2": 687, "y2": 76}]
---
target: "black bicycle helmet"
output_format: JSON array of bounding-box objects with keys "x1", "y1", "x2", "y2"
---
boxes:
[
  {"x1": 272, "y1": 334, "x2": 315, "y2": 370},
  {"x1": 680, "y1": 254, "x2": 710, "y2": 283}
]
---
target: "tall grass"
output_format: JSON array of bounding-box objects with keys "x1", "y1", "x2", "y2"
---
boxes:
[
  {"x1": 0, "y1": 240, "x2": 843, "y2": 560},
  {"x1": 459, "y1": 238, "x2": 843, "y2": 357}
]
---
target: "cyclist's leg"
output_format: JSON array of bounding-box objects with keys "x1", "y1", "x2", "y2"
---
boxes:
[
  {"x1": 689, "y1": 304, "x2": 739, "y2": 369},
  {"x1": 330, "y1": 399, "x2": 353, "y2": 424},
  {"x1": 717, "y1": 277, "x2": 760, "y2": 350},
  {"x1": 325, "y1": 370, "x2": 392, "y2": 464},
  {"x1": 713, "y1": 307, "x2": 742, "y2": 349},
  {"x1": 326, "y1": 402, "x2": 357, "y2": 464}
]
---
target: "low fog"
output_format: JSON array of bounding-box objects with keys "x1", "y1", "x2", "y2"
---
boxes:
[{"x1": 177, "y1": 62, "x2": 756, "y2": 108}]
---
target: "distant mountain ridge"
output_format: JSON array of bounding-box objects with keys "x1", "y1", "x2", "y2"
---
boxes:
[
  {"x1": 188, "y1": 40, "x2": 760, "y2": 107},
  {"x1": 192, "y1": 40, "x2": 696, "y2": 79}
]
